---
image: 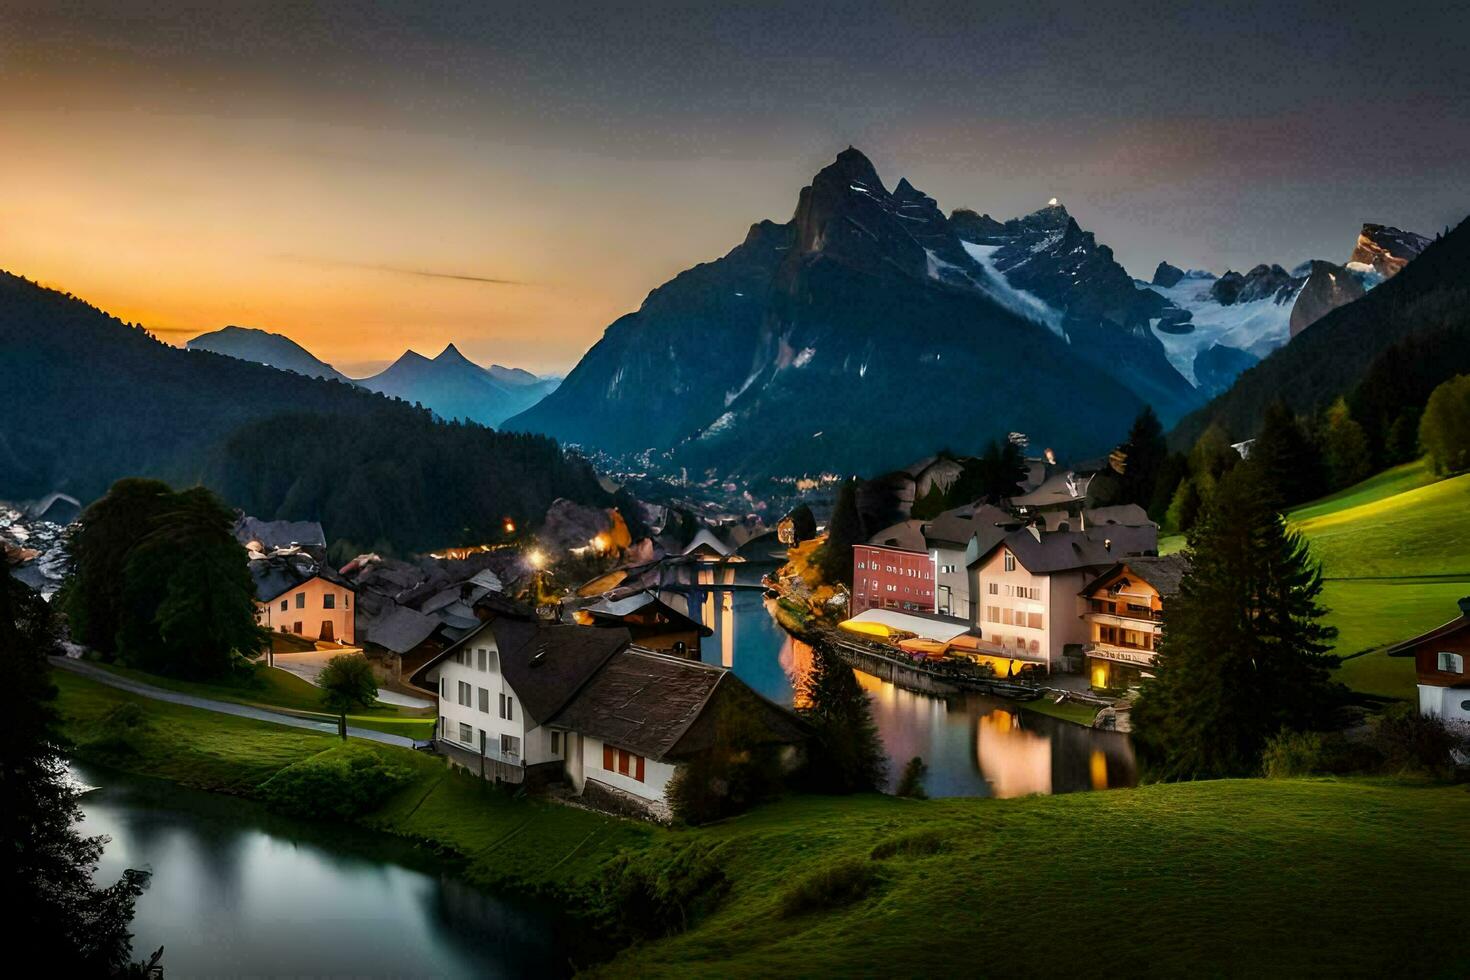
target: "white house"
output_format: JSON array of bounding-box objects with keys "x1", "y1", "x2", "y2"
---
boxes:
[{"x1": 412, "y1": 615, "x2": 805, "y2": 820}]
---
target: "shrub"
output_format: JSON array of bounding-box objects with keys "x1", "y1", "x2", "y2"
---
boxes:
[
  {"x1": 1373, "y1": 705, "x2": 1467, "y2": 778},
  {"x1": 599, "y1": 841, "x2": 728, "y2": 940},
  {"x1": 257, "y1": 744, "x2": 416, "y2": 819},
  {"x1": 1261, "y1": 730, "x2": 1325, "y2": 778},
  {"x1": 870, "y1": 831, "x2": 950, "y2": 861},
  {"x1": 82, "y1": 701, "x2": 152, "y2": 756},
  {"x1": 894, "y1": 756, "x2": 928, "y2": 799},
  {"x1": 778, "y1": 859, "x2": 882, "y2": 917}
]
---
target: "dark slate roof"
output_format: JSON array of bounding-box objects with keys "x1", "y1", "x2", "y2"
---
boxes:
[
  {"x1": 1010, "y1": 471, "x2": 1091, "y2": 508},
  {"x1": 1082, "y1": 503, "x2": 1154, "y2": 528},
  {"x1": 249, "y1": 553, "x2": 351, "y2": 602},
  {"x1": 925, "y1": 503, "x2": 1014, "y2": 548},
  {"x1": 1081, "y1": 555, "x2": 1191, "y2": 599},
  {"x1": 971, "y1": 524, "x2": 1158, "y2": 574},
  {"x1": 366, "y1": 605, "x2": 441, "y2": 654},
  {"x1": 579, "y1": 590, "x2": 713, "y2": 637},
  {"x1": 865, "y1": 519, "x2": 928, "y2": 552},
  {"x1": 235, "y1": 516, "x2": 326, "y2": 550}
]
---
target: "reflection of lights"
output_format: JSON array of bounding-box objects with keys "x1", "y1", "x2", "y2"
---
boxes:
[
  {"x1": 1090, "y1": 749, "x2": 1108, "y2": 790},
  {"x1": 527, "y1": 549, "x2": 545, "y2": 569},
  {"x1": 976, "y1": 706, "x2": 1051, "y2": 798}
]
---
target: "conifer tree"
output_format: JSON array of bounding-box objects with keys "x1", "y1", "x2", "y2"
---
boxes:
[
  {"x1": 1249, "y1": 400, "x2": 1325, "y2": 507},
  {"x1": 1119, "y1": 406, "x2": 1168, "y2": 507},
  {"x1": 818, "y1": 478, "x2": 864, "y2": 587},
  {"x1": 796, "y1": 646, "x2": 887, "y2": 793},
  {"x1": 1132, "y1": 466, "x2": 1340, "y2": 779},
  {"x1": 1322, "y1": 398, "x2": 1372, "y2": 490}
]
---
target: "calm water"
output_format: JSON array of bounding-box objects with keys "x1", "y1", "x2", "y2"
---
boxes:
[
  {"x1": 74, "y1": 763, "x2": 571, "y2": 978},
  {"x1": 668, "y1": 562, "x2": 1137, "y2": 798}
]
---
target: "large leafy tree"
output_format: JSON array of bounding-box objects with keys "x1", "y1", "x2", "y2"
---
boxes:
[
  {"x1": 818, "y1": 478, "x2": 864, "y2": 587},
  {"x1": 0, "y1": 572, "x2": 152, "y2": 974},
  {"x1": 796, "y1": 647, "x2": 887, "y2": 793},
  {"x1": 66, "y1": 479, "x2": 264, "y2": 679},
  {"x1": 318, "y1": 654, "x2": 379, "y2": 739},
  {"x1": 1132, "y1": 466, "x2": 1341, "y2": 779},
  {"x1": 1419, "y1": 373, "x2": 1470, "y2": 475}
]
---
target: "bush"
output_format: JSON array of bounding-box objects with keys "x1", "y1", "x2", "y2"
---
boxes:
[
  {"x1": 81, "y1": 701, "x2": 152, "y2": 756},
  {"x1": 778, "y1": 859, "x2": 882, "y2": 917},
  {"x1": 599, "y1": 841, "x2": 728, "y2": 941},
  {"x1": 1261, "y1": 730, "x2": 1325, "y2": 778},
  {"x1": 257, "y1": 744, "x2": 416, "y2": 819},
  {"x1": 894, "y1": 756, "x2": 928, "y2": 799},
  {"x1": 1373, "y1": 705, "x2": 1467, "y2": 778},
  {"x1": 870, "y1": 831, "x2": 950, "y2": 861}
]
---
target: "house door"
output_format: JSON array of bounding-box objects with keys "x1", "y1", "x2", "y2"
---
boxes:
[{"x1": 320, "y1": 621, "x2": 334, "y2": 642}]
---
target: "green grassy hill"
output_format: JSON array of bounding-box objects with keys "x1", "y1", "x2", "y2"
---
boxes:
[
  {"x1": 56, "y1": 672, "x2": 1470, "y2": 978},
  {"x1": 1287, "y1": 462, "x2": 1470, "y2": 699}
]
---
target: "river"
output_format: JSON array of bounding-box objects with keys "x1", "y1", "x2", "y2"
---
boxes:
[
  {"x1": 74, "y1": 762, "x2": 574, "y2": 978},
  {"x1": 666, "y1": 561, "x2": 1137, "y2": 798}
]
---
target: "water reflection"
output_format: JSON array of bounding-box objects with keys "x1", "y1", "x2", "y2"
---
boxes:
[
  {"x1": 661, "y1": 560, "x2": 1136, "y2": 798},
  {"x1": 74, "y1": 763, "x2": 569, "y2": 978}
]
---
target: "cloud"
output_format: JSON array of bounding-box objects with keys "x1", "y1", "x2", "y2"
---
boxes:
[{"x1": 285, "y1": 254, "x2": 529, "y2": 286}]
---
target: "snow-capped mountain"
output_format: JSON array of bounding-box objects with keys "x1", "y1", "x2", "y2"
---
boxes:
[
  {"x1": 187, "y1": 325, "x2": 352, "y2": 383},
  {"x1": 1138, "y1": 223, "x2": 1428, "y2": 397},
  {"x1": 507, "y1": 148, "x2": 1164, "y2": 478},
  {"x1": 356, "y1": 344, "x2": 559, "y2": 427}
]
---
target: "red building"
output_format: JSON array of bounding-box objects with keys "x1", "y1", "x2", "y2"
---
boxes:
[{"x1": 851, "y1": 520, "x2": 935, "y2": 615}]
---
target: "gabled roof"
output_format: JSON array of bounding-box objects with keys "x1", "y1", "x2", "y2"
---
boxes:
[
  {"x1": 411, "y1": 618, "x2": 629, "y2": 727},
  {"x1": 249, "y1": 554, "x2": 353, "y2": 603},
  {"x1": 365, "y1": 605, "x2": 441, "y2": 654},
  {"x1": 925, "y1": 503, "x2": 1014, "y2": 548},
  {"x1": 864, "y1": 519, "x2": 927, "y2": 552},
  {"x1": 1011, "y1": 471, "x2": 1091, "y2": 508},
  {"x1": 578, "y1": 590, "x2": 713, "y2": 636},
  {"x1": 546, "y1": 646, "x2": 804, "y2": 761},
  {"x1": 1082, "y1": 504, "x2": 1154, "y2": 528},
  {"x1": 681, "y1": 528, "x2": 732, "y2": 557},
  {"x1": 1387, "y1": 599, "x2": 1470, "y2": 658},
  {"x1": 970, "y1": 524, "x2": 1157, "y2": 574},
  {"x1": 1080, "y1": 555, "x2": 1191, "y2": 599}
]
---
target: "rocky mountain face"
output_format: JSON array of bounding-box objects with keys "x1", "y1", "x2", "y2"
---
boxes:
[
  {"x1": 187, "y1": 325, "x2": 352, "y2": 383},
  {"x1": 508, "y1": 149, "x2": 1157, "y2": 478},
  {"x1": 1289, "y1": 223, "x2": 1430, "y2": 337},
  {"x1": 356, "y1": 344, "x2": 558, "y2": 428}
]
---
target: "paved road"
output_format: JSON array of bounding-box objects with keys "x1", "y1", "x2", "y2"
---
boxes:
[{"x1": 51, "y1": 656, "x2": 423, "y2": 748}]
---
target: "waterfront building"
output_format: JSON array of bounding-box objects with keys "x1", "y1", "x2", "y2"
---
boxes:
[{"x1": 1078, "y1": 555, "x2": 1189, "y2": 690}]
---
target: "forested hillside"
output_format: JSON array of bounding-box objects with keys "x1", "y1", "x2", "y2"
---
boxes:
[{"x1": 0, "y1": 271, "x2": 605, "y2": 553}]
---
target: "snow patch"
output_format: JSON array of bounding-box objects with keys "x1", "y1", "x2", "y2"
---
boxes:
[
  {"x1": 699, "y1": 411, "x2": 737, "y2": 439},
  {"x1": 1143, "y1": 278, "x2": 1297, "y2": 385},
  {"x1": 959, "y1": 241, "x2": 1065, "y2": 337},
  {"x1": 793, "y1": 347, "x2": 816, "y2": 368}
]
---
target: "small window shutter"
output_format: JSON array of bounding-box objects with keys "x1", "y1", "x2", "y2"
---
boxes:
[
  {"x1": 603, "y1": 744, "x2": 614, "y2": 770},
  {"x1": 635, "y1": 755, "x2": 645, "y2": 782}
]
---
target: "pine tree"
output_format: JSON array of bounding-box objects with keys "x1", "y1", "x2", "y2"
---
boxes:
[
  {"x1": 1119, "y1": 406, "x2": 1168, "y2": 507},
  {"x1": 1132, "y1": 467, "x2": 1340, "y2": 779},
  {"x1": 1249, "y1": 400, "x2": 1325, "y2": 507},
  {"x1": 1, "y1": 573, "x2": 152, "y2": 973},
  {"x1": 818, "y1": 478, "x2": 864, "y2": 587},
  {"x1": 796, "y1": 647, "x2": 887, "y2": 793}
]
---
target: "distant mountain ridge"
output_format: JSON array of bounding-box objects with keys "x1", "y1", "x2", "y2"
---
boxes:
[
  {"x1": 509, "y1": 148, "x2": 1188, "y2": 477},
  {"x1": 189, "y1": 326, "x2": 558, "y2": 428}
]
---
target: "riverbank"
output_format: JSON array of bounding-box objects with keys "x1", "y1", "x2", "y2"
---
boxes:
[{"x1": 56, "y1": 663, "x2": 1470, "y2": 977}]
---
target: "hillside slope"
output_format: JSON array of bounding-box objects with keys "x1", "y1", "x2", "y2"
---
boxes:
[
  {"x1": 1171, "y1": 215, "x2": 1470, "y2": 448},
  {"x1": 187, "y1": 325, "x2": 352, "y2": 382}
]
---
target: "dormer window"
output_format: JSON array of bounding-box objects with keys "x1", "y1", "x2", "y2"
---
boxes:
[
  {"x1": 1438, "y1": 652, "x2": 1464, "y2": 674},
  {"x1": 1004, "y1": 551, "x2": 1016, "y2": 572}
]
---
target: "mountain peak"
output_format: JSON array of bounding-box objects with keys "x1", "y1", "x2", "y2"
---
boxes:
[
  {"x1": 819, "y1": 146, "x2": 884, "y2": 191},
  {"x1": 435, "y1": 342, "x2": 475, "y2": 366}
]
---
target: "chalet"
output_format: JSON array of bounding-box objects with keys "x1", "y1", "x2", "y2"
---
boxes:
[
  {"x1": 250, "y1": 553, "x2": 356, "y2": 644},
  {"x1": 1386, "y1": 597, "x2": 1470, "y2": 723},
  {"x1": 569, "y1": 588, "x2": 712, "y2": 659},
  {"x1": 1078, "y1": 555, "x2": 1189, "y2": 690},
  {"x1": 969, "y1": 524, "x2": 1157, "y2": 672},
  {"x1": 411, "y1": 617, "x2": 805, "y2": 821}
]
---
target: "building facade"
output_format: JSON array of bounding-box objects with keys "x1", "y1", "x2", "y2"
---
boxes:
[
  {"x1": 255, "y1": 573, "x2": 356, "y2": 644},
  {"x1": 1078, "y1": 556, "x2": 1188, "y2": 690},
  {"x1": 1387, "y1": 597, "x2": 1470, "y2": 724},
  {"x1": 852, "y1": 520, "x2": 934, "y2": 616}
]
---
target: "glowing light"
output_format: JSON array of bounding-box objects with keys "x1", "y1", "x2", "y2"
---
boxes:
[
  {"x1": 503, "y1": 517, "x2": 516, "y2": 535},
  {"x1": 1090, "y1": 749, "x2": 1109, "y2": 790},
  {"x1": 1048, "y1": 197, "x2": 1059, "y2": 206},
  {"x1": 527, "y1": 549, "x2": 545, "y2": 569}
]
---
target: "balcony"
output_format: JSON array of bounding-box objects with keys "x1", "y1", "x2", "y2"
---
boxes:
[{"x1": 1084, "y1": 642, "x2": 1158, "y2": 668}]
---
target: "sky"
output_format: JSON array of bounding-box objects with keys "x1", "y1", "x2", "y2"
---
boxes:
[{"x1": 2, "y1": 1, "x2": 1467, "y2": 376}]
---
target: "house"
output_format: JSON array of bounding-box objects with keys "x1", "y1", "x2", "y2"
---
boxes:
[
  {"x1": 569, "y1": 588, "x2": 712, "y2": 659},
  {"x1": 410, "y1": 617, "x2": 805, "y2": 820},
  {"x1": 1078, "y1": 555, "x2": 1189, "y2": 690},
  {"x1": 1386, "y1": 597, "x2": 1470, "y2": 723},
  {"x1": 250, "y1": 552, "x2": 356, "y2": 644},
  {"x1": 851, "y1": 519, "x2": 932, "y2": 615},
  {"x1": 969, "y1": 523, "x2": 1158, "y2": 672}
]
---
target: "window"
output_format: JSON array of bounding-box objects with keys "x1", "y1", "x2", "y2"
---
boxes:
[
  {"x1": 477, "y1": 648, "x2": 487, "y2": 671},
  {"x1": 1027, "y1": 612, "x2": 1043, "y2": 630},
  {"x1": 293, "y1": 621, "x2": 302, "y2": 634},
  {"x1": 439, "y1": 716, "x2": 448, "y2": 738},
  {"x1": 988, "y1": 582, "x2": 998, "y2": 595},
  {"x1": 1438, "y1": 652, "x2": 1464, "y2": 674},
  {"x1": 500, "y1": 733, "x2": 521, "y2": 758},
  {"x1": 603, "y1": 745, "x2": 645, "y2": 781},
  {"x1": 440, "y1": 676, "x2": 448, "y2": 699},
  {"x1": 478, "y1": 688, "x2": 490, "y2": 713},
  {"x1": 280, "y1": 599, "x2": 288, "y2": 611},
  {"x1": 551, "y1": 731, "x2": 561, "y2": 754},
  {"x1": 344, "y1": 594, "x2": 350, "y2": 610},
  {"x1": 458, "y1": 723, "x2": 473, "y2": 744},
  {"x1": 1003, "y1": 552, "x2": 1016, "y2": 572},
  {"x1": 295, "y1": 591, "x2": 306, "y2": 608},
  {"x1": 323, "y1": 593, "x2": 335, "y2": 610},
  {"x1": 499, "y1": 692, "x2": 515, "y2": 720},
  {"x1": 986, "y1": 606, "x2": 1000, "y2": 623},
  {"x1": 457, "y1": 681, "x2": 471, "y2": 707}
]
